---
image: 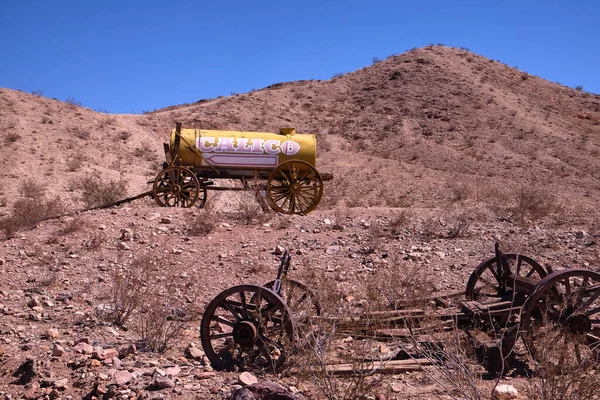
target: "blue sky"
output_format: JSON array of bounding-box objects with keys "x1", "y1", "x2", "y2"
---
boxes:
[{"x1": 1, "y1": 1, "x2": 598, "y2": 114}]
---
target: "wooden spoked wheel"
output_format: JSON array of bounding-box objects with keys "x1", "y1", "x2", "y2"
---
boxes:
[
  {"x1": 261, "y1": 279, "x2": 321, "y2": 342},
  {"x1": 465, "y1": 254, "x2": 547, "y2": 301},
  {"x1": 266, "y1": 160, "x2": 323, "y2": 215},
  {"x1": 196, "y1": 187, "x2": 208, "y2": 209},
  {"x1": 200, "y1": 285, "x2": 294, "y2": 371},
  {"x1": 153, "y1": 166, "x2": 200, "y2": 208},
  {"x1": 521, "y1": 269, "x2": 600, "y2": 367}
]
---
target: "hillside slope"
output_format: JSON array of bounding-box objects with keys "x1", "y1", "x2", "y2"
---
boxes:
[{"x1": 2, "y1": 45, "x2": 599, "y2": 216}]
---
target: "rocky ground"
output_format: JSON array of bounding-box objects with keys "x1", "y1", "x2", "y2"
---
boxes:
[{"x1": 1, "y1": 199, "x2": 599, "y2": 399}]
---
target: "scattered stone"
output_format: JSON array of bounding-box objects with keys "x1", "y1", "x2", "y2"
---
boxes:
[
  {"x1": 165, "y1": 365, "x2": 181, "y2": 377},
  {"x1": 230, "y1": 381, "x2": 300, "y2": 400},
  {"x1": 160, "y1": 217, "x2": 172, "y2": 224},
  {"x1": 53, "y1": 378, "x2": 68, "y2": 390},
  {"x1": 323, "y1": 218, "x2": 332, "y2": 225},
  {"x1": 273, "y1": 245, "x2": 285, "y2": 255},
  {"x1": 27, "y1": 297, "x2": 41, "y2": 308},
  {"x1": 151, "y1": 376, "x2": 175, "y2": 390},
  {"x1": 74, "y1": 342, "x2": 94, "y2": 354},
  {"x1": 118, "y1": 343, "x2": 136, "y2": 358},
  {"x1": 195, "y1": 371, "x2": 216, "y2": 380},
  {"x1": 43, "y1": 328, "x2": 60, "y2": 339},
  {"x1": 89, "y1": 359, "x2": 102, "y2": 368},
  {"x1": 52, "y1": 344, "x2": 65, "y2": 357},
  {"x1": 391, "y1": 382, "x2": 403, "y2": 393},
  {"x1": 326, "y1": 245, "x2": 340, "y2": 255},
  {"x1": 238, "y1": 372, "x2": 258, "y2": 386},
  {"x1": 118, "y1": 242, "x2": 131, "y2": 250},
  {"x1": 93, "y1": 348, "x2": 118, "y2": 361},
  {"x1": 184, "y1": 343, "x2": 204, "y2": 361},
  {"x1": 493, "y1": 384, "x2": 518, "y2": 400},
  {"x1": 114, "y1": 370, "x2": 134, "y2": 385}
]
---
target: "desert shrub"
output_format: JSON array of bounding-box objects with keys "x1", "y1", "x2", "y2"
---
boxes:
[
  {"x1": 79, "y1": 174, "x2": 128, "y2": 208},
  {"x1": 445, "y1": 211, "x2": 472, "y2": 238},
  {"x1": 370, "y1": 258, "x2": 437, "y2": 309},
  {"x1": 107, "y1": 253, "x2": 199, "y2": 352},
  {"x1": 117, "y1": 130, "x2": 131, "y2": 141},
  {"x1": 421, "y1": 216, "x2": 441, "y2": 240},
  {"x1": 55, "y1": 218, "x2": 83, "y2": 236},
  {"x1": 65, "y1": 96, "x2": 82, "y2": 106},
  {"x1": 73, "y1": 127, "x2": 90, "y2": 140},
  {"x1": 0, "y1": 196, "x2": 64, "y2": 238},
  {"x1": 19, "y1": 178, "x2": 47, "y2": 199},
  {"x1": 188, "y1": 210, "x2": 218, "y2": 236},
  {"x1": 4, "y1": 132, "x2": 21, "y2": 143},
  {"x1": 236, "y1": 191, "x2": 268, "y2": 224},
  {"x1": 512, "y1": 186, "x2": 558, "y2": 222},
  {"x1": 524, "y1": 324, "x2": 600, "y2": 399}
]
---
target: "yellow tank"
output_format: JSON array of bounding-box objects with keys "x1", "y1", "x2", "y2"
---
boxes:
[{"x1": 170, "y1": 127, "x2": 316, "y2": 170}]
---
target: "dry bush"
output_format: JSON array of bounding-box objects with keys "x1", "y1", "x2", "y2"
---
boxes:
[
  {"x1": 73, "y1": 127, "x2": 90, "y2": 140},
  {"x1": 524, "y1": 324, "x2": 600, "y2": 400},
  {"x1": 388, "y1": 210, "x2": 412, "y2": 234},
  {"x1": 235, "y1": 191, "x2": 268, "y2": 224},
  {"x1": 369, "y1": 258, "x2": 437, "y2": 310},
  {"x1": 117, "y1": 130, "x2": 131, "y2": 141},
  {"x1": 513, "y1": 186, "x2": 558, "y2": 222},
  {"x1": 188, "y1": 210, "x2": 218, "y2": 236},
  {"x1": 421, "y1": 216, "x2": 441, "y2": 240},
  {"x1": 84, "y1": 232, "x2": 107, "y2": 251},
  {"x1": 0, "y1": 196, "x2": 64, "y2": 238},
  {"x1": 79, "y1": 174, "x2": 128, "y2": 208},
  {"x1": 483, "y1": 184, "x2": 558, "y2": 224},
  {"x1": 55, "y1": 218, "x2": 83, "y2": 236},
  {"x1": 4, "y1": 131, "x2": 21, "y2": 143},
  {"x1": 19, "y1": 178, "x2": 47, "y2": 199},
  {"x1": 447, "y1": 178, "x2": 471, "y2": 203},
  {"x1": 106, "y1": 253, "x2": 198, "y2": 352},
  {"x1": 445, "y1": 211, "x2": 472, "y2": 238}
]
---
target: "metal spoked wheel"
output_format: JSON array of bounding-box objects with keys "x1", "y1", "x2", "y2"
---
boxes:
[
  {"x1": 153, "y1": 166, "x2": 200, "y2": 208},
  {"x1": 266, "y1": 160, "x2": 323, "y2": 215},
  {"x1": 521, "y1": 269, "x2": 600, "y2": 368},
  {"x1": 200, "y1": 285, "x2": 295, "y2": 371},
  {"x1": 261, "y1": 279, "x2": 321, "y2": 342},
  {"x1": 465, "y1": 254, "x2": 547, "y2": 301}
]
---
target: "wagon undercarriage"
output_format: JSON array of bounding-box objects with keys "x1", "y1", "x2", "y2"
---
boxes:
[{"x1": 200, "y1": 243, "x2": 600, "y2": 375}]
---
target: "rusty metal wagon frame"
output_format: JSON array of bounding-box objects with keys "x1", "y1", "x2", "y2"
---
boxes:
[
  {"x1": 150, "y1": 123, "x2": 332, "y2": 215},
  {"x1": 199, "y1": 243, "x2": 600, "y2": 374}
]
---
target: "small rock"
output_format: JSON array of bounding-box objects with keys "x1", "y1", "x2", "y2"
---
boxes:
[
  {"x1": 74, "y1": 342, "x2": 94, "y2": 354},
  {"x1": 326, "y1": 245, "x2": 340, "y2": 255},
  {"x1": 151, "y1": 376, "x2": 175, "y2": 390},
  {"x1": 114, "y1": 370, "x2": 134, "y2": 385},
  {"x1": 52, "y1": 344, "x2": 65, "y2": 357},
  {"x1": 323, "y1": 218, "x2": 332, "y2": 225},
  {"x1": 493, "y1": 384, "x2": 518, "y2": 400},
  {"x1": 160, "y1": 217, "x2": 172, "y2": 224},
  {"x1": 238, "y1": 371, "x2": 258, "y2": 386},
  {"x1": 165, "y1": 366, "x2": 181, "y2": 377},
  {"x1": 184, "y1": 344, "x2": 204, "y2": 361},
  {"x1": 27, "y1": 297, "x2": 41, "y2": 308},
  {"x1": 118, "y1": 343, "x2": 136, "y2": 358},
  {"x1": 89, "y1": 359, "x2": 102, "y2": 368},
  {"x1": 195, "y1": 371, "x2": 216, "y2": 380},
  {"x1": 53, "y1": 378, "x2": 68, "y2": 390},
  {"x1": 118, "y1": 242, "x2": 131, "y2": 250},
  {"x1": 273, "y1": 245, "x2": 285, "y2": 255},
  {"x1": 43, "y1": 328, "x2": 60, "y2": 339}
]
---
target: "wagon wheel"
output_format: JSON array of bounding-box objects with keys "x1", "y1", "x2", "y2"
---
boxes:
[
  {"x1": 152, "y1": 166, "x2": 200, "y2": 208},
  {"x1": 465, "y1": 254, "x2": 547, "y2": 301},
  {"x1": 261, "y1": 279, "x2": 321, "y2": 342},
  {"x1": 266, "y1": 160, "x2": 323, "y2": 215},
  {"x1": 521, "y1": 269, "x2": 600, "y2": 368},
  {"x1": 196, "y1": 187, "x2": 208, "y2": 209},
  {"x1": 200, "y1": 285, "x2": 295, "y2": 371}
]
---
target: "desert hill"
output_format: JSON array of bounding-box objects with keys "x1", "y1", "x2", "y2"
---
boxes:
[{"x1": 2, "y1": 45, "x2": 599, "y2": 217}]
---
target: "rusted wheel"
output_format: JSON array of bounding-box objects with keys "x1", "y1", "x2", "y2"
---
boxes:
[
  {"x1": 465, "y1": 254, "x2": 547, "y2": 300},
  {"x1": 266, "y1": 160, "x2": 323, "y2": 215},
  {"x1": 200, "y1": 285, "x2": 294, "y2": 371},
  {"x1": 153, "y1": 166, "x2": 200, "y2": 208},
  {"x1": 261, "y1": 279, "x2": 321, "y2": 342},
  {"x1": 521, "y1": 269, "x2": 600, "y2": 367}
]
